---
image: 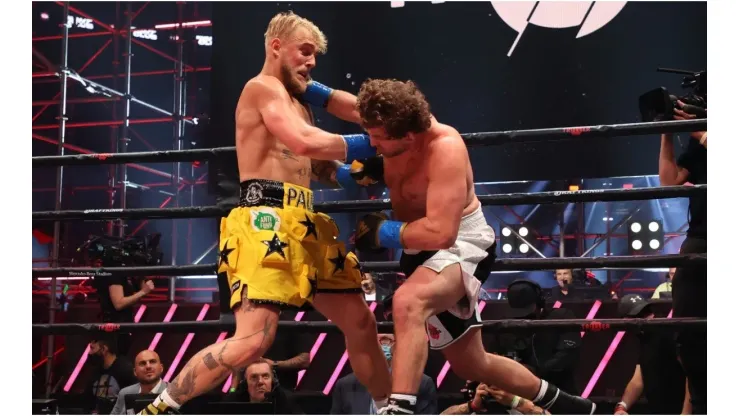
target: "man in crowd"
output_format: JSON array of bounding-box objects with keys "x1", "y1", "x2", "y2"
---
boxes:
[
  {"x1": 228, "y1": 331, "x2": 310, "y2": 392},
  {"x1": 614, "y1": 295, "x2": 690, "y2": 415},
  {"x1": 331, "y1": 333, "x2": 437, "y2": 414},
  {"x1": 505, "y1": 280, "x2": 580, "y2": 394},
  {"x1": 550, "y1": 269, "x2": 576, "y2": 301},
  {"x1": 658, "y1": 101, "x2": 707, "y2": 413},
  {"x1": 86, "y1": 335, "x2": 136, "y2": 414},
  {"x1": 226, "y1": 359, "x2": 303, "y2": 414},
  {"x1": 111, "y1": 350, "x2": 168, "y2": 414},
  {"x1": 651, "y1": 268, "x2": 674, "y2": 299}
]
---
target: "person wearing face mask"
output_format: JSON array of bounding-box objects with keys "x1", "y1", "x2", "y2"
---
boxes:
[
  {"x1": 84, "y1": 335, "x2": 136, "y2": 414},
  {"x1": 614, "y1": 295, "x2": 690, "y2": 415},
  {"x1": 505, "y1": 280, "x2": 581, "y2": 395},
  {"x1": 331, "y1": 333, "x2": 438, "y2": 414}
]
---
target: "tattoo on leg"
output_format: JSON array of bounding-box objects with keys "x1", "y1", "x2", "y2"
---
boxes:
[
  {"x1": 202, "y1": 353, "x2": 219, "y2": 370},
  {"x1": 168, "y1": 362, "x2": 197, "y2": 403},
  {"x1": 240, "y1": 285, "x2": 256, "y2": 313}
]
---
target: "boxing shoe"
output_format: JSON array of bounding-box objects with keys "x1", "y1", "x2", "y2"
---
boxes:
[{"x1": 137, "y1": 402, "x2": 180, "y2": 415}]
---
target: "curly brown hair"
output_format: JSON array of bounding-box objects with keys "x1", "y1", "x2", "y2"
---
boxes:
[{"x1": 356, "y1": 79, "x2": 432, "y2": 139}]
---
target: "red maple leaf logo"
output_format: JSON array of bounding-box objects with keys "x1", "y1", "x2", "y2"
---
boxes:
[{"x1": 427, "y1": 323, "x2": 441, "y2": 340}]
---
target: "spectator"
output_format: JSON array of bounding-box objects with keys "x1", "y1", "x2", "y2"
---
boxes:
[
  {"x1": 505, "y1": 279, "x2": 580, "y2": 394},
  {"x1": 658, "y1": 102, "x2": 707, "y2": 413},
  {"x1": 651, "y1": 268, "x2": 675, "y2": 299},
  {"x1": 85, "y1": 335, "x2": 136, "y2": 414},
  {"x1": 227, "y1": 358, "x2": 303, "y2": 414},
  {"x1": 331, "y1": 333, "x2": 437, "y2": 414},
  {"x1": 229, "y1": 330, "x2": 309, "y2": 391},
  {"x1": 111, "y1": 350, "x2": 168, "y2": 414},
  {"x1": 441, "y1": 380, "x2": 548, "y2": 415},
  {"x1": 614, "y1": 295, "x2": 690, "y2": 415},
  {"x1": 550, "y1": 269, "x2": 577, "y2": 301}
]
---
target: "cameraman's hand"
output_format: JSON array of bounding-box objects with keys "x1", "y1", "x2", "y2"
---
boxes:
[
  {"x1": 674, "y1": 100, "x2": 707, "y2": 142},
  {"x1": 486, "y1": 385, "x2": 514, "y2": 406},
  {"x1": 471, "y1": 383, "x2": 490, "y2": 411},
  {"x1": 140, "y1": 279, "x2": 155, "y2": 295}
]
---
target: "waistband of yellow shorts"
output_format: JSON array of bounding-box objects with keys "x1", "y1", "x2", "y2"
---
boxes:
[{"x1": 239, "y1": 179, "x2": 314, "y2": 212}]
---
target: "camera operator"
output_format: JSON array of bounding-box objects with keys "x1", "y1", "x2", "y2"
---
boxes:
[
  {"x1": 658, "y1": 101, "x2": 707, "y2": 414},
  {"x1": 441, "y1": 381, "x2": 548, "y2": 415}
]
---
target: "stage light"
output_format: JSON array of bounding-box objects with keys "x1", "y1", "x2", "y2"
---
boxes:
[
  {"x1": 40, "y1": 12, "x2": 49, "y2": 20},
  {"x1": 500, "y1": 223, "x2": 535, "y2": 256},
  {"x1": 628, "y1": 220, "x2": 663, "y2": 254}
]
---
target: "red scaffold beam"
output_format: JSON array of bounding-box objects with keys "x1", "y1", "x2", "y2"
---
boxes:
[
  {"x1": 32, "y1": 133, "x2": 182, "y2": 181},
  {"x1": 32, "y1": 117, "x2": 194, "y2": 130},
  {"x1": 33, "y1": 67, "x2": 212, "y2": 85},
  {"x1": 32, "y1": 97, "x2": 120, "y2": 106}
]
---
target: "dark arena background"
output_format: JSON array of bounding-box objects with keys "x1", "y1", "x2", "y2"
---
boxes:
[{"x1": 32, "y1": 1, "x2": 707, "y2": 414}]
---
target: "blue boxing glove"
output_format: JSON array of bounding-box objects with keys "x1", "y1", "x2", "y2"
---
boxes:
[
  {"x1": 302, "y1": 80, "x2": 334, "y2": 108},
  {"x1": 355, "y1": 212, "x2": 406, "y2": 251},
  {"x1": 342, "y1": 134, "x2": 377, "y2": 162}
]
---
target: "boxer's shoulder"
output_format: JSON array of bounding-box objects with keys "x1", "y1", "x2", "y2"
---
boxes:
[{"x1": 243, "y1": 75, "x2": 290, "y2": 100}]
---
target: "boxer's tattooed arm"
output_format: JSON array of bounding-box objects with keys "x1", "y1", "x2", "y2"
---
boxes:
[
  {"x1": 311, "y1": 160, "x2": 341, "y2": 187},
  {"x1": 440, "y1": 403, "x2": 470, "y2": 415}
]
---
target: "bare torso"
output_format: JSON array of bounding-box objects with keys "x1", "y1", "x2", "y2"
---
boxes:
[
  {"x1": 384, "y1": 123, "x2": 478, "y2": 222},
  {"x1": 235, "y1": 75, "x2": 314, "y2": 187}
]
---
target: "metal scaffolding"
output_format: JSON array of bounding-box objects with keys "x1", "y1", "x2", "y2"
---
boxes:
[{"x1": 32, "y1": 1, "x2": 210, "y2": 396}]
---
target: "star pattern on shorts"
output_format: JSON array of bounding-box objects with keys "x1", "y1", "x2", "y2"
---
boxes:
[
  {"x1": 308, "y1": 271, "x2": 319, "y2": 298},
  {"x1": 262, "y1": 233, "x2": 289, "y2": 259},
  {"x1": 219, "y1": 240, "x2": 235, "y2": 267},
  {"x1": 299, "y1": 215, "x2": 318, "y2": 240},
  {"x1": 329, "y1": 248, "x2": 347, "y2": 275}
]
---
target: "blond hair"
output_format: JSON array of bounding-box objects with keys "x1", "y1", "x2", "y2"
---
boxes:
[{"x1": 264, "y1": 11, "x2": 327, "y2": 54}]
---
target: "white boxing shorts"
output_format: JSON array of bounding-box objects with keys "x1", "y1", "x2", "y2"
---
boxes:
[{"x1": 399, "y1": 204, "x2": 496, "y2": 350}]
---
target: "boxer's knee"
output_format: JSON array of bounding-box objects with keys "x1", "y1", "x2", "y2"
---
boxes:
[
  {"x1": 342, "y1": 305, "x2": 378, "y2": 339},
  {"x1": 392, "y1": 285, "x2": 427, "y2": 327}
]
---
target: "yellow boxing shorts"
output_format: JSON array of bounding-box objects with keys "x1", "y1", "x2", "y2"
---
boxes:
[{"x1": 218, "y1": 179, "x2": 363, "y2": 309}]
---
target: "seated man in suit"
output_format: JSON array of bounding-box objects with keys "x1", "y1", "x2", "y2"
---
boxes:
[
  {"x1": 331, "y1": 333, "x2": 438, "y2": 414},
  {"x1": 111, "y1": 350, "x2": 168, "y2": 414}
]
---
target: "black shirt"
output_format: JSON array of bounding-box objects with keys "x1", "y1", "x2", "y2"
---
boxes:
[
  {"x1": 677, "y1": 138, "x2": 707, "y2": 238},
  {"x1": 92, "y1": 275, "x2": 135, "y2": 323},
  {"x1": 494, "y1": 308, "x2": 580, "y2": 393},
  {"x1": 88, "y1": 356, "x2": 136, "y2": 413},
  {"x1": 637, "y1": 332, "x2": 685, "y2": 414}
]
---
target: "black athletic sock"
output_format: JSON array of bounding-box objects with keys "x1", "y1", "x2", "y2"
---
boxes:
[{"x1": 532, "y1": 380, "x2": 596, "y2": 415}]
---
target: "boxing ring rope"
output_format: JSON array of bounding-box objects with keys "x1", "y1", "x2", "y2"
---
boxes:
[
  {"x1": 32, "y1": 317, "x2": 705, "y2": 336},
  {"x1": 32, "y1": 185, "x2": 706, "y2": 220},
  {"x1": 32, "y1": 119, "x2": 707, "y2": 167},
  {"x1": 32, "y1": 253, "x2": 705, "y2": 278}
]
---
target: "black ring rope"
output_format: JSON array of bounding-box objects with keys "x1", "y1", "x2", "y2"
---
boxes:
[
  {"x1": 32, "y1": 253, "x2": 706, "y2": 278},
  {"x1": 31, "y1": 317, "x2": 706, "y2": 336},
  {"x1": 32, "y1": 119, "x2": 707, "y2": 167},
  {"x1": 32, "y1": 185, "x2": 705, "y2": 221}
]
